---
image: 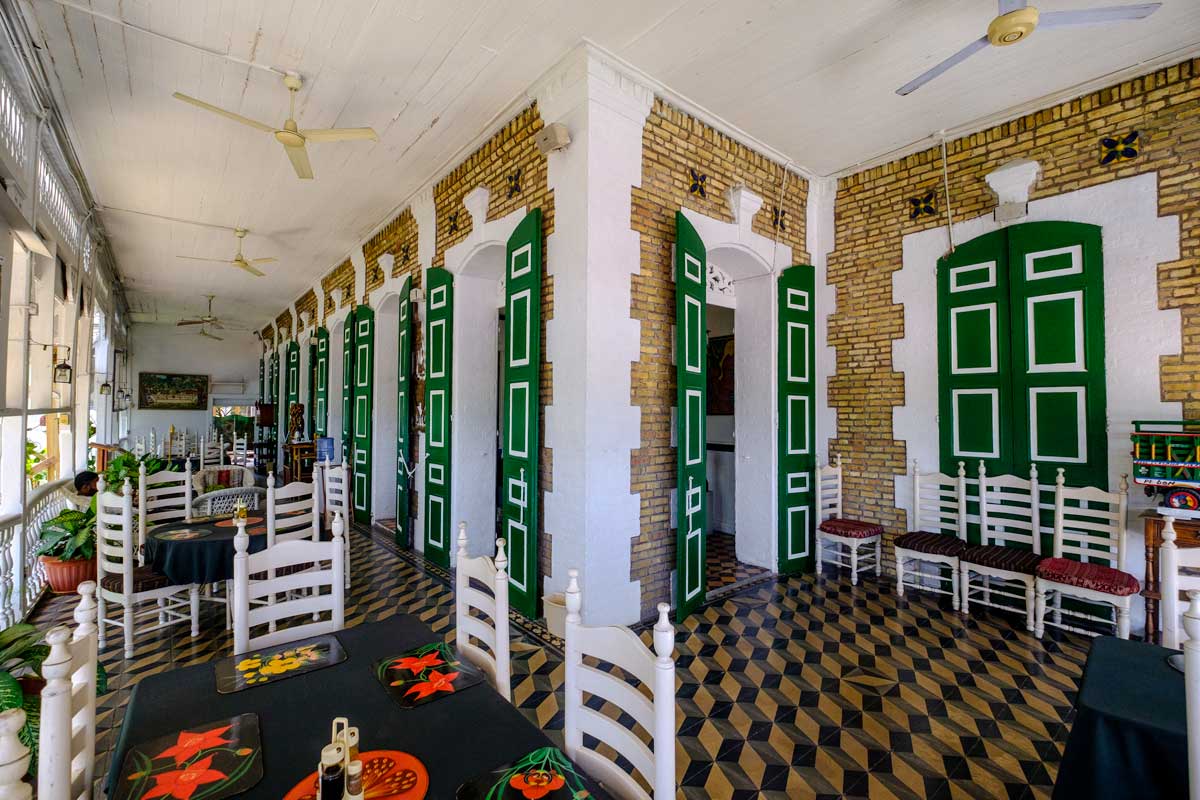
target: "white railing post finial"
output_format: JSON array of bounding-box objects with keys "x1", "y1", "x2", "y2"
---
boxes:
[
  {"x1": 652, "y1": 602, "x2": 675, "y2": 800},
  {"x1": 0, "y1": 708, "x2": 30, "y2": 800},
  {"x1": 331, "y1": 512, "x2": 346, "y2": 632},
  {"x1": 232, "y1": 517, "x2": 250, "y2": 655},
  {"x1": 36, "y1": 626, "x2": 72, "y2": 799},
  {"x1": 456, "y1": 521, "x2": 468, "y2": 562},
  {"x1": 1163, "y1": 517, "x2": 1182, "y2": 649},
  {"x1": 494, "y1": 536, "x2": 510, "y2": 700}
]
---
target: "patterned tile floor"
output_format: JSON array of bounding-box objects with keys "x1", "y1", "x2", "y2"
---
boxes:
[
  {"x1": 707, "y1": 531, "x2": 772, "y2": 593},
  {"x1": 30, "y1": 528, "x2": 1091, "y2": 799}
]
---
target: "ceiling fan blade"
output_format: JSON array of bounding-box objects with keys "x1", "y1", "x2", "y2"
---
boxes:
[
  {"x1": 248, "y1": 257, "x2": 278, "y2": 265},
  {"x1": 998, "y1": 0, "x2": 1028, "y2": 13},
  {"x1": 171, "y1": 92, "x2": 276, "y2": 134},
  {"x1": 1039, "y1": 4, "x2": 1161, "y2": 29},
  {"x1": 896, "y1": 36, "x2": 990, "y2": 96},
  {"x1": 201, "y1": 331, "x2": 225, "y2": 341},
  {"x1": 234, "y1": 261, "x2": 266, "y2": 277},
  {"x1": 284, "y1": 143, "x2": 314, "y2": 179},
  {"x1": 177, "y1": 320, "x2": 206, "y2": 326},
  {"x1": 208, "y1": 320, "x2": 225, "y2": 329},
  {"x1": 176, "y1": 255, "x2": 231, "y2": 263},
  {"x1": 299, "y1": 127, "x2": 379, "y2": 143}
]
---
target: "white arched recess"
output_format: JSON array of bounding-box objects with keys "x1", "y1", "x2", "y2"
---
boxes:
[
  {"x1": 894, "y1": 169, "x2": 1180, "y2": 633},
  {"x1": 326, "y1": 289, "x2": 351, "y2": 465},
  {"x1": 366, "y1": 267, "x2": 411, "y2": 525},
  {"x1": 682, "y1": 187, "x2": 795, "y2": 571},
  {"x1": 444, "y1": 187, "x2": 525, "y2": 557}
]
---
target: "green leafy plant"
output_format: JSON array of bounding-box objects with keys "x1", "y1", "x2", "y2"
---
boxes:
[
  {"x1": 24, "y1": 440, "x2": 47, "y2": 487},
  {"x1": 102, "y1": 452, "x2": 176, "y2": 489},
  {"x1": 35, "y1": 499, "x2": 97, "y2": 562}
]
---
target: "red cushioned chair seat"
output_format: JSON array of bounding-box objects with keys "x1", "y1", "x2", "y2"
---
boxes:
[
  {"x1": 894, "y1": 531, "x2": 967, "y2": 558},
  {"x1": 100, "y1": 565, "x2": 172, "y2": 593},
  {"x1": 960, "y1": 545, "x2": 1043, "y2": 576},
  {"x1": 818, "y1": 518, "x2": 884, "y2": 539},
  {"x1": 1035, "y1": 557, "x2": 1140, "y2": 596}
]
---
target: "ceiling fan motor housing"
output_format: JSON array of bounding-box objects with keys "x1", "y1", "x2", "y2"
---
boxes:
[{"x1": 988, "y1": 7, "x2": 1040, "y2": 46}]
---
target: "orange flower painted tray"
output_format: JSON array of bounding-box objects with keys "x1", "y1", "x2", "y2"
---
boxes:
[
  {"x1": 114, "y1": 713, "x2": 263, "y2": 800},
  {"x1": 374, "y1": 641, "x2": 485, "y2": 709},
  {"x1": 283, "y1": 750, "x2": 429, "y2": 800}
]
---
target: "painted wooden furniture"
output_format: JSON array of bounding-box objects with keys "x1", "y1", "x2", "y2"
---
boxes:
[
  {"x1": 455, "y1": 522, "x2": 511, "y2": 702},
  {"x1": 36, "y1": 582, "x2": 98, "y2": 800},
  {"x1": 959, "y1": 462, "x2": 1042, "y2": 631},
  {"x1": 267, "y1": 476, "x2": 320, "y2": 544},
  {"x1": 227, "y1": 433, "x2": 250, "y2": 467},
  {"x1": 1183, "y1": 591, "x2": 1200, "y2": 800},
  {"x1": 1160, "y1": 518, "x2": 1200, "y2": 649},
  {"x1": 1034, "y1": 469, "x2": 1135, "y2": 638},
  {"x1": 97, "y1": 478, "x2": 198, "y2": 659},
  {"x1": 894, "y1": 460, "x2": 967, "y2": 607},
  {"x1": 320, "y1": 460, "x2": 352, "y2": 588},
  {"x1": 284, "y1": 440, "x2": 316, "y2": 482},
  {"x1": 137, "y1": 460, "x2": 193, "y2": 562},
  {"x1": 815, "y1": 455, "x2": 883, "y2": 586},
  {"x1": 563, "y1": 568, "x2": 675, "y2": 800},
  {"x1": 198, "y1": 435, "x2": 225, "y2": 468},
  {"x1": 1143, "y1": 511, "x2": 1200, "y2": 643},
  {"x1": 232, "y1": 511, "x2": 345, "y2": 655}
]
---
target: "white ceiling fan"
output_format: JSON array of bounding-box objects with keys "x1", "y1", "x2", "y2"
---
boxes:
[
  {"x1": 197, "y1": 326, "x2": 224, "y2": 342},
  {"x1": 177, "y1": 295, "x2": 226, "y2": 329},
  {"x1": 172, "y1": 72, "x2": 378, "y2": 179},
  {"x1": 896, "y1": 1, "x2": 1162, "y2": 95},
  {"x1": 176, "y1": 228, "x2": 275, "y2": 277}
]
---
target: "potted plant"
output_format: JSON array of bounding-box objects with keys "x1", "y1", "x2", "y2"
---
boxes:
[
  {"x1": 0, "y1": 621, "x2": 107, "y2": 774},
  {"x1": 102, "y1": 451, "x2": 173, "y2": 490},
  {"x1": 34, "y1": 501, "x2": 96, "y2": 594}
]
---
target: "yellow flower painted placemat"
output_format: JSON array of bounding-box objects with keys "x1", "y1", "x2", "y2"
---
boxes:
[{"x1": 213, "y1": 635, "x2": 346, "y2": 694}]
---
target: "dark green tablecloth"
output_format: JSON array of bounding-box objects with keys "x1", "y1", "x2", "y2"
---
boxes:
[
  {"x1": 1053, "y1": 636, "x2": 1186, "y2": 799},
  {"x1": 145, "y1": 516, "x2": 269, "y2": 585},
  {"x1": 105, "y1": 615, "x2": 607, "y2": 799}
]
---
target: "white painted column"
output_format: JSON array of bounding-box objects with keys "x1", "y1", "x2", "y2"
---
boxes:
[
  {"x1": 350, "y1": 248, "x2": 367, "y2": 308},
  {"x1": 533, "y1": 46, "x2": 651, "y2": 625},
  {"x1": 807, "y1": 176, "x2": 838, "y2": 465}
]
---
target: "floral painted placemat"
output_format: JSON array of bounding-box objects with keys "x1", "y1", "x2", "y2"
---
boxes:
[
  {"x1": 282, "y1": 750, "x2": 430, "y2": 800},
  {"x1": 114, "y1": 713, "x2": 263, "y2": 800},
  {"x1": 213, "y1": 634, "x2": 346, "y2": 694},
  {"x1": 374, "y1": 641, "x2": 485, "y2": 709},
  {"x1": 456, "y1": 746, "x2": 592, "y2": 799}
]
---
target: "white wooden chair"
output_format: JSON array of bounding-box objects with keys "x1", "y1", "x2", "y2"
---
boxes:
[
  {"x1": 321, "y1": 460, "x2": 351, "y2": 588},
  {"x1": 563, "y1": 569, "x2": 675, "y2": 800},
  {"x1": 96, "y1": 478, "x2": 198, "y2": 658},
  {"x1": 1180, "y1": 591, "x2": 1200, "y2": 800},
  {"x1": 138, "y1": 460, "x2": 193, "y2": 560},
  {"x1": 1160, "y1": 517, "x2": 1200, "y2": 649},
  {"x1": 959, "y1": 462, "x2": 1043, "y2": 631},
  {"x1": 232, "y1": 511, "x2": 346, "y2": 655},
  {"x1": 37, "y1": 582, "x2": 99, "y2": 800},
  {"x1": 268, "y1": 476, "x2": 320, "y2": 543},
  {"x1": 198, "y1": 436, "x2": 225, "y2": 468},
  {"x1": 228, "y1": 434, "x2": 250, "y2": 467},
  {"x1": 1033, "y1": 470, "x2": 1135, "y2": 639},
  {"x1": 455, "y1": 523, "x2": 510, "y2": 701},
  {"x1": 894, "y1": 460, "x2": 967, "y2": 607},
  {"x1": 132, "y1": 434, "x2": 146, "y2": 457},
  {"x1": 815, "y1": 454, "x2": 883, "y2": 585}
]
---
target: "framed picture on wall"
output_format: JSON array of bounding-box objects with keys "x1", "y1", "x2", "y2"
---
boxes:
[
  {"x1": 707, "y1": 335, "x2": 735, "y2": 415},
  {"x1": 138, "y1": 372, "x2": 210, "y2": 410}
]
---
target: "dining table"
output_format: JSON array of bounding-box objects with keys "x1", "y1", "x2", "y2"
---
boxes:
[
  {"x1": 105, "y1": 614, "x2": 609, "y2": 799},
  {"x1": 144, "y1": 515, "x2": 271, "y2": 586},
  {"x1": 1052, "y1": 636, "x2": 1187, "y2": 799}
]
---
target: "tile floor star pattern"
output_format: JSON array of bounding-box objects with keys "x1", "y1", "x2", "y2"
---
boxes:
[{"x1": 29, "y1": 527, "x2": 1090, "y2": 799}]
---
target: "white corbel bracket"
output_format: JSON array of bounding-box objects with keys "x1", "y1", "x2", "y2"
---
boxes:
[{"x1": 985, "y1": 159, "x2": 1040, "y2": 224}]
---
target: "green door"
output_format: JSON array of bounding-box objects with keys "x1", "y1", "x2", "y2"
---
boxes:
[
  {"x1": 675, "y1": 212, "x2": 707, "y2": 618},
  {"x1": 314, "y1": 328, "x2": 329, "y2": 437},
  {"x1": 777, "y1": 264, "x2": 816, "y2": 574},
  {"x1": 258, "y1": 357, "x2": 265, "y2": 404},
  {"x1": 351, "y1": 306, "x2": 374, "y2": 524},
  {"x1": 396, "y1": 282, "x2": 413, "y2": 548},
  {"x1": 501, "y1": 209, "x2": 542, "y2": 618},
  {"x1": 937, "y1": 230, "x2": 1014, "y2": 478},
  {"x1": 342, "y1": 322, "x2": 354, "y2": 463},
  {"x1": 285, "y1": 341, "x2": 300, "y2": 427},
  {"x1": 269, "y1": 352, "x2": 280, "y2": 445},
  {"x1": 424, "y1": 268, "x2": 454, "y2": 567},
  {"x1": 1009, "y1": 222, "x2": 1107, "y2": 487}
]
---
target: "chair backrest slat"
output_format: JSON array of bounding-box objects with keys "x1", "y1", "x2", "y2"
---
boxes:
[
  {"x1": 139, "y1": 461, "x2": 194, "y2": 554},
  {"x1": 978, "y1": 462, "x2": 1040, "y2": 552},
  {"x1": 268, "y1": 477, "x2": 319, "y2": 545},
  {"x1": 910, "y1": 460, "x2": 966, "y2": 538},
  {"x1": 455, "y1": 523, "x2": 510, "y2": 701},
  {"x1": 818, "y1": 454, "x2": 843, "y2": 521},
  {"x1": 1050, "y1": 469, "x2": 1128, "y2": 567},
  {"x1": 96, "y1": 481, "x2": 135, "y2": 590}
]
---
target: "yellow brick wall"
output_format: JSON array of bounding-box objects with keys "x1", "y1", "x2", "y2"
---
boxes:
[
  {"x1": 630, "y1": 98, "x2": 810, "y2": 618},
  {"x1": 430, "y1": 103, "x2": 556, "y2": 580},
  {"x1": 321, "y1": 259, "x2": 355, "y2": 323},
  {"x1": 362, "y1": 208, "x2": 419, "y2": 301},
  {"x1": 294, "y1": 289, "x2": 318, "y2": 327},
  {"x1": 829, "y1": 57, "x2": 1200, "y2": 559}
]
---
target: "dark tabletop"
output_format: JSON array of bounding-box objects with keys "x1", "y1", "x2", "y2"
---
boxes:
[
  {"x1": 145, "y1": 515, "x2": 269, "y2": 585},
  {"x1": 106, "y1": 615, "x2": 607, "y2": 799},
  {"x1": 1053, "y1": 636, "x2": 1186, "y2": 799}
]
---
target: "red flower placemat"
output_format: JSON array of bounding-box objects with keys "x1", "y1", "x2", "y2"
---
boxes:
[
  {"x1": 373, "y1": 642, "x2": 485, "y2": 709},
  {"x1": 114, "y1": 713, "x2": 263, "y2": 800},
  {"x1": 455, "y1": 747, "x2": 591, "y2": 799},
  {"x1": 283, "y1": 750, "x2": 428, "y2": 800}
]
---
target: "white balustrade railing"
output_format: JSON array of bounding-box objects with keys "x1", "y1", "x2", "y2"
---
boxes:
[
  {"x1": 19, "y1": 478, "x2": 74, "y2": 617},
  {"x1": 0, "y1": 512, "x2": 18, "y2": 628}
]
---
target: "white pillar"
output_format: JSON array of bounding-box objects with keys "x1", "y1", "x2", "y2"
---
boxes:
[{"x1": 410, "y1": 189, "x2": 435, "y2": 553}]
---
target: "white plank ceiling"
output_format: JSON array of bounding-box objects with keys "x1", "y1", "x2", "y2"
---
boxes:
[{"x1": 21, "y1": 0, "x2": 1200, "y2": 328}]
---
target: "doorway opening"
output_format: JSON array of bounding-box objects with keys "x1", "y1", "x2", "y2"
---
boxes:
[{"x1": 372, "y1": 293, "x2": 401, "y2": 531}]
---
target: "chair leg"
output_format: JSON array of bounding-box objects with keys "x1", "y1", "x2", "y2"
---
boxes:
[
  {"x1": 950, "y1": 565, "x2": 960, "y2": 611},
  {"x1": 895, "y1": 552, "x2": 906, "y2": 597},
  {"x1": 874, "y1": 538, "x2": 881, "y2": 576},
  {"x1": 123, "y1": 604, "x2": 135, "y2": 659},
  {"x1": 1052, "y1": 592, "x2": 1062, "y2": 627},
  {"x1": 959, "y1": 566, "x2": 970, "y2": 615},
  {"x1": 982, "y1": 575, "x2": 991, "y2": 606},
  {"x1": 97, "y1": 595, "x2": 106, "y2": 649},
  {"x1": 1034, "y1": 583, "x2": 1046, "y2": 638},
  {"x1": 157, "y1": 597, "x2": 166, "y2": 625},
  {"x1": 815, "y1": 534, "x2": 824, "y2": 574},
  {"x1": 1025, "y1": 580, "x2": 1036, "y2": 632},
  {"x1": 1117, "y1": 601, "x2": 1131, "y2": 639},
  {"x1": 190, "y1": 586, "x2": 200, "y2": 637},
  {"x1": 850, "y1": 542, "x2": 859, "y2": 586}
]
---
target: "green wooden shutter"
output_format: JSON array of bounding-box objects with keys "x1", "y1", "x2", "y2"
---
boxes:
[
  {"x1": 1008, "y1": 222, "x2": 1107, "y2": 487},
  {"x1": 351, "y1": 306, "x2": 374, "y2": 524},
  {"x1": 269, "y1": 353, "x2": 280, "y2": 444},
  {"x1": 342, "y1": 321, "x2": 354, "y2": 463},
  {"x1": 502, "y1": 209, "x2": 542, "y2": 618},
  {"x1": 424, "y1": 268, "x2": 454, "y2": 567},
  {"x1": 285, "y1": 341, "x2": 300, "y2": 421},
  {"x1": 258, "y1": 357, "x2": 265, "y2": 403},
  {"x1": 396, "y1": 283, "x2": 413, "y2": 548},
  {"x1": 307, "y1": 341, "x2": 317, "y2": 438},
  {"x1": 937, "y1": 230, "x2": 1014, "y2": 478},
  {"x1": 675, "y1": 212, "x2": 707, "y2": 617},
  {"x1": 777, "y1": 264, "x2": 816, "y2": 574},
  {"x1": 314, "y1": 328, "x2": 329, "y2": 437}
]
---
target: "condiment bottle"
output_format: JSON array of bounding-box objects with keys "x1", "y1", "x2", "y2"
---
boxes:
[
  {"x1": 345, "y1": 760, "x2": 364, "y2": 800},
  {"x1": 345, "y1": 727, "x2": 359, "y2": 763},
  {"x1": 318, "y1": 743, "x2": 345, "y2": 800}
]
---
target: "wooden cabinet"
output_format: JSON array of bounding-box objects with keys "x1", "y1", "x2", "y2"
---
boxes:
[{"x1": 1142, "y1": 511, "x2": 1200, "y2": 643}]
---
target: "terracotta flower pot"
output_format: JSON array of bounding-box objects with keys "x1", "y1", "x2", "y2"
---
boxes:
[{"x1": 39, "y1": 556, "x2": 96, "y2": 595}]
